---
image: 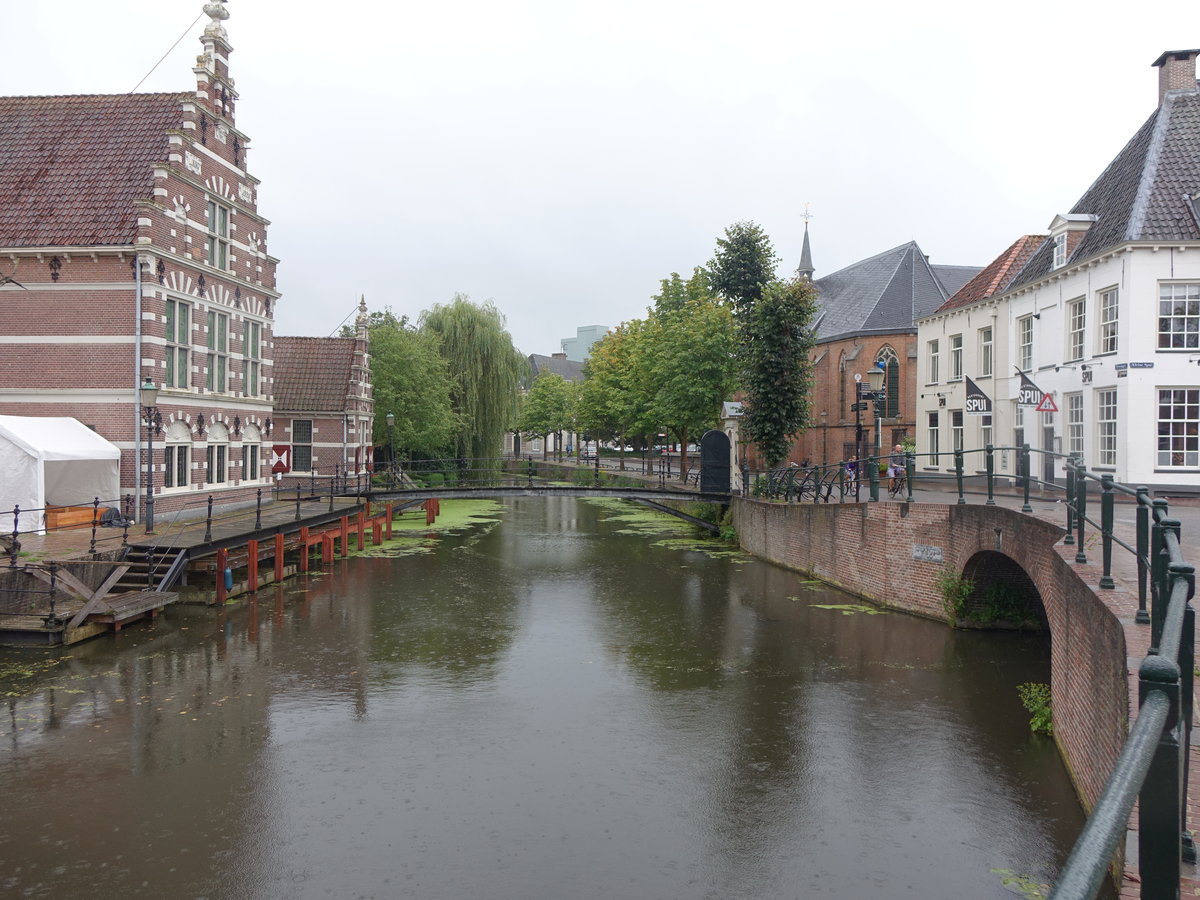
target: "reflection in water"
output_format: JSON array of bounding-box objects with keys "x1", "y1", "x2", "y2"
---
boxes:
[{"x1": 0, "y1": 497, "x2": 1102, "y2": 899}]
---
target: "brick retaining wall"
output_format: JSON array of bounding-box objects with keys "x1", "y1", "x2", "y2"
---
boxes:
[{"x1": 732, "y1": 497, "x2": 1128, "y2": 814}]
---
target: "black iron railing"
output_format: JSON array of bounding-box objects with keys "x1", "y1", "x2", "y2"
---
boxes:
[{"x1": 744, "y1": 444, "x2": 1194, "y2": 898}]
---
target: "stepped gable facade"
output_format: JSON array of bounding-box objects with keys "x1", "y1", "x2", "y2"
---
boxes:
[
  {"x1": 272, "y1": 299, "x2": 374, "y2": 487},
  {"x1": 0, "y1": 0, "x2": 280, "y2": 523}
]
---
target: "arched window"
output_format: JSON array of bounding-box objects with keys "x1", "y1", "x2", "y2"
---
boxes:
[
  {"x1": 241, "y1": 423, "x2": 262, "y2": 483},
  {"x1": 876, "y1": 347, "x2": 900, "y2": 418},
  {"x1": 163, "y1": 421, "x2": 192, "y2": 490},
  {"x1": 839, "y1": 352, "x2": 848, "y2": 419},
  {"x1": 205, "y1": 422, "x2": 230, "y2": 485}
]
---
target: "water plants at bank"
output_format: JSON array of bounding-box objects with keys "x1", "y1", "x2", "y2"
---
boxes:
[
  {"x1": 1016, "y1": 682, "x2": 1053, "y2": 736},
  {"x1": 583, "y1": 497, "x2": 747, "y2": 560},
  {"x1": 936, "y1": 567, "x2": 974, "y2": 622}
]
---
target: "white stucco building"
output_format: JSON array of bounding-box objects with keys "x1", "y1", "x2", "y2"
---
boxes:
[{"x1": 916, "y1": 49, "x2": 1200, "y2": 492}]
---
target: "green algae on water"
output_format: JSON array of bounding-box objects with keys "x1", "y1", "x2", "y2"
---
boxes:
[
  {"x1": 808, "y1": 603, "x2": 887, "y2": 616},
  {"x1": 356, "y1": 500, "x2": 505, "y2": 557}
]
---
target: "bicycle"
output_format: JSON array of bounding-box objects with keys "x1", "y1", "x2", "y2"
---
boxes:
[{"x1": 888, "y1": 468, "x2": 907, "y2": 498}]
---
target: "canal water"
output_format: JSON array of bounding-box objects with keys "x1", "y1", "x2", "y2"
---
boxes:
[{"x1": 0, "y1": 497, "x2": 1098, "y2": 899}]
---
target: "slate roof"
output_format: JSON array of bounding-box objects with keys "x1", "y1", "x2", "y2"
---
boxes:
[
  {"x1": 811, "y1": 241, "x2": 981, "y2": 341},
  {"x1": 529, "y1": 354, "x2": 584, "y2": 383},
  {"x1": 0, "y1": 93, "x2": 187, "y2": 247},
  {"x1": 1007, "y1": 83, "x2": 1200, "y2": 291},
  {"x1": 273, "y1": 336, "x2": 357, "y2": 412},
  {"x1": 935, "y1": 235, "x2": 1046, "y2": 314}
]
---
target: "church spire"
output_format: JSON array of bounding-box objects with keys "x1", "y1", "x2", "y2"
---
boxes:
[{"x1": 796, "y1": 212, "x2": 815, "y2": 282}]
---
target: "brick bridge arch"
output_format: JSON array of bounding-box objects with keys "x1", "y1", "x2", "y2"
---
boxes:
[{"x1": 733, "y1": 499, "x2": 1128, "y2": 810}]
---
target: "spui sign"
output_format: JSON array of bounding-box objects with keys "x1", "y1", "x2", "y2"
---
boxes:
[
  {"x1": 965, "y1": 376, "x2": 992, "y2": 415},
  {"x1": 1016, "y1": 369, "x2": 1044, "y2": 407}
]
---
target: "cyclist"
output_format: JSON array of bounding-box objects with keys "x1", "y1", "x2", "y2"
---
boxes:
[{"x1": 887, "y1": 444, "x2": 907, "y2": 495}]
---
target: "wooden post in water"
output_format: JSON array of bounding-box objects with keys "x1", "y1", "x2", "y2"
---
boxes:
[
  {"x1": 322, "y1": 532, "x2": 334, "y2": 565},
  {"x1": 340, "y1": 517, "x2": 350, "y2": 558},
  {"x1": 357, "y1": 510, "x2": 365, "y2": 551},
  {"x1": 274, "y1": 532, "x2": 285, "y2": 582},
  {"x1": 299, "y1": 526, "x2": 310, "y2": 572},
  {"x1": 385, "y1": 503, "x2": 393, "y2": 540},
  {"x1": 247, "y1": 539, "x2": 259, "y2": 592},
  {"x1": 215, "y1": 547, "x2": 228, "y2": 605}
]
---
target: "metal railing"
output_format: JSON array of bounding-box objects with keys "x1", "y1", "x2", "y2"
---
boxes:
[{"x1": 744, "y1": 443, "x2": 1194, "y2": 898}]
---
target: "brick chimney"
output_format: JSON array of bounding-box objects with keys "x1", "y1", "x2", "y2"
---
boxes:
[
  {"x1": 1152, "y1": 49, "x2": 1200, "y2": 105},
  {"x1": 552, "y1": 352, "x2": 567, "y2": 359}
]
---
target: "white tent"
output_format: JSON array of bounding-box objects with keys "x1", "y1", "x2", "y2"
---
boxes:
[{"x1": 0, "y1": 416, "x2": 122, "y2": 534}]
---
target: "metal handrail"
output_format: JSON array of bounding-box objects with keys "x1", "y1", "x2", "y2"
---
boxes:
[{"x1": 742, "y1": 443, "x2": 1194, "y2": 897}]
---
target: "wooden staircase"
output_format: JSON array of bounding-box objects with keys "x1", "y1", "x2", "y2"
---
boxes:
[{"x1": 112, "y1": 546, "x2": 187, "y2": 593}]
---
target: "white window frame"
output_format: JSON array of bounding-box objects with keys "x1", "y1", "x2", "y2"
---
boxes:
[
  {"x1": 1157, "y1": 388, "x2": 1200, "y2": 468},
  {"x1": 1157, "y1": 283, "x2": 1200, "y2": 350},
  {"x1": 1096, "y1": 389, "x2": 1118, "y2": 467},
  {"x1": 206, "y1": 310, "x2": 228, "y2": 393},
  {"x1": 1066, "y1": 393, "x2": 1084, "y2": 458},
  {"x1": 927, "y1": 340, "x2": 939, "y2": 384},
  {"x1": 242, "y1": 319, "x2": 260, "y2": 397},
  {"x1": 980, "y1": 414, "x2": 993, "y2": 451},
  {"x1": 927, "y1": 411, "x2": 940, "y2": 465},
  {"x1": 949, "y1": 334, "x2": 963, "y2": 381},
  {"x1": 242, "y1": 442, "x2": 259, "y2": 481},
  {"x1": 292, "y1": 419, "x2": 314, "y2": 472},
  {"x1": 1067, "y1": 297, "x2": 1086, "y2": 362},
  {"x1": 1017, "y1": 316, "x2": 1033, "y2": 371},
  {"x1": 1098, "y1": 287, "x2": 1118, "y2": 354},
  {"x1": 979, "y1": 326, "x2": 993, "y2": 377},
  {"x1": 165, "y1": 297, "x2": 191, "y2": 389},
  {"x1": 207, "y1": 199, "x2": 231, "y2": 271},
  {"x1": 1052, "y1": 233, "x2": 1066, "y2": 269},
  {"x1": 951, "y1": 409, "x2": 963, "y2": 452}
]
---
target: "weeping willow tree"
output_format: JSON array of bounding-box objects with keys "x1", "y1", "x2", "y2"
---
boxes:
[{"x1": 419, "y1": 294, "x2": 528, "y2": 464}]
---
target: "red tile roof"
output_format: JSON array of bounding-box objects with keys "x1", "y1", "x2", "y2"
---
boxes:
[
  {"x1": 934, "y1": 235, "x2": 1045, "y2": 313},
  {"x1": 273, "y1": 336, "x2": 357, "y2": 413},
  {"x1": 0, "y1": 93, "x2": 186, "y2": 247}
]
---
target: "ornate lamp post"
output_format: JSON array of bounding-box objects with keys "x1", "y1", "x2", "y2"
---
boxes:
[
  {"x1": 385, "y1": 411, "x2": 396, "y2": 485},
  {"x1": 139, "y1": 376, "x2": 161, "y2": 534}
]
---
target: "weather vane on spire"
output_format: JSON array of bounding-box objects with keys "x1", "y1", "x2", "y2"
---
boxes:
[{"x1": 802, "y1": 202, "x2": 813, "y2": 226}]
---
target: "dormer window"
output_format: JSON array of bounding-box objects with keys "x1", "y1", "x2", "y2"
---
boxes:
[{"x1": 1046, "y1": 213, "x2": 1097, "y2": 272}]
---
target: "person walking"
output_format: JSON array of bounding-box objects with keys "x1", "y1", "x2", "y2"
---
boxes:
[{"x1": 887, "y1": 444, "x2": 906, "y2": 494}]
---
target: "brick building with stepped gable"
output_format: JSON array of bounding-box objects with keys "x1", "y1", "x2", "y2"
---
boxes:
[{"x1": 0, "y1": 1, "x2": 280, "y2": 526}]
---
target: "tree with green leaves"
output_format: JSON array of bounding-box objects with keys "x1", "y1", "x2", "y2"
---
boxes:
[
  {"x1": 644, "y1": 290, "x2": 737, "y2": 480},
  {"x1": 737, "y1": 277, "x2": 818, "y2": 467},
  {"x1": 578, "y1": 321, "x2": 649, "y2": 469},
  {"x1": 708, "y1": 221, "x2": 779, "y2": 316},
  {"x1": 365, "y1": 307, "x2": 459, "y2": 458},
  {"x1": 517, "y1": 372, "x2": 575, "y2": 459},
  {"x1": 709, "y1": 221, "x2": 817, "y2": 468},
  {"x1": 419, "y1": 294, "x2": 528, "y2": 462}
]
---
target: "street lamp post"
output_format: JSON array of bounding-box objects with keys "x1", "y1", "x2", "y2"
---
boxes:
[
  {"x1": 139, "y1": 376, "x2": 160, "y2": 534},
  {"x1": 820, "y1": 410, "x2": 828, "y2": 467},
  {"x1": 864, "y1": 362, "x2": 887, "y2": 502},
  {"x1": 385, "y1": 411, "x2": 396, "y2": 486},
  {"x1": 853, "y1": 375, "x2": 864, "y2": 502}
]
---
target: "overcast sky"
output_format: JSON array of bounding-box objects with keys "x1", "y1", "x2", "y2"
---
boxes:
[{"x1": 5, "y1": 1, "x2": 1194, "y2": 354}]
